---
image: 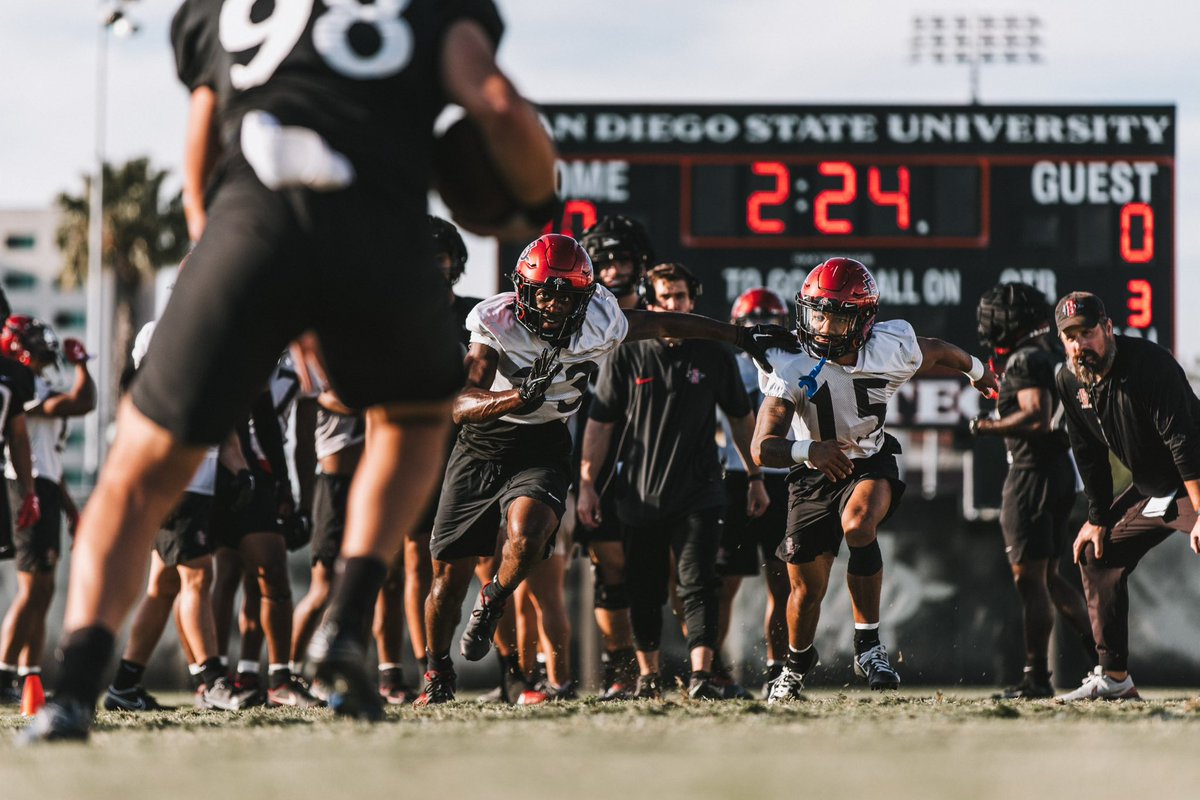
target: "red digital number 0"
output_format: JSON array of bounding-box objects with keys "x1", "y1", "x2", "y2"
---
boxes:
[
  {"x1": 545, "y1": 200, "x2": 599, "y2": 237},
  {"x1": 747, "y1": 162, "x2": 788, "y2": 234},
  {"x1": 1120, "y1": 203, "x2": 1154, "y2": 263},
  {"x1": 868, "y1": 166, "x2": 910, "y2": 230},
  {"x1": 814, "y1": 161, "x2": 856, "y2": 235},
  {"x1": 1127, "y1": 279, "x2": 1152, "y2": 328}
]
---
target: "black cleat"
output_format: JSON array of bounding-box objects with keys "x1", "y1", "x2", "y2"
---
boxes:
[
  {"x1": 414, "y1": 669, "x2": 457, "y2": 706},
  {"x1": 632, "y1": 674, "x2": 662, "y2": 700},
  {"x1": 854, "y1": 644, "x2": 901, "y2": 690},
  {"x1": 761, "y1": 663, "x2": 784, "y2": 701},
  {"x1": 767, "y1": 665, "x2": 807, "y2": 704},
  {"x1": 103, "y1": 685, "x2": 174, "y2": 711},
  {"x1": 16, "y1": 699, "x2": 92, "y2": 745},
  {"x1": 686, "y1": 675, "x2": 726, "y2": 701},
  {"x1": 459, "y1": 584, "x2": 506, "y2": 662},
  {"x1": 305, "y1": 623, "x2": 384, "y2": 721},
  {"x1": 994, "y1": 678, "x2": 1054, "y2": 700}
]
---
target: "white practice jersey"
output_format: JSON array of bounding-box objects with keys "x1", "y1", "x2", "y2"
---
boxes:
[
  {"x1": 315, "y1": 408, "x2": 364, "y2": 461},
  {"x1": 467, "y1": 285, "x2": 629, "y2": 425},
  {"x1": 4, "y1": 377, "x2": 68, "y2": 483},
  {"x1": 759, "y1": 319, "x2": 923, "y2": 459}
]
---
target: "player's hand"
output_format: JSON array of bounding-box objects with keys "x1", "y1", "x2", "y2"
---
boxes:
[
  {"x1": 61, "y1": 338, "x2": 90, "y2": 365},
  {"x1": 231, "y1": 469, "x2": 257, "y2": 512},
  {"x1": 1073, "y1": 521, "x2": 1106, "y2": 564},
  {"x1": 275, "y1": 479, "x2": 296, "y2": 517},
  {"x1": 746, "y1": 478, "x2": 770, "y2": 518},
  {"x1": 519, "y1": 346, "x2": 563, "y2": 404},
  {"x1": 968, "y1": 415, "x2": 987, "y2": 436},
  {"x1": 971, "y1": 363, "x2": 1000, "y2": 400},
  {"x1": 1190, "y1": 516, "x2": 1200, "y2": 555},
  {"x1": 577, "y1": 482, "x2": 603, "y2": 530},
  {"x1": 17, "y1": 491, "x2": 40, "y2": 530},
  {"x1": 735, "y1": 324, "x2": 802, "y2": 374},
  {"x1": 808, "y1": 440, "x2": 854, "y2": 482}
]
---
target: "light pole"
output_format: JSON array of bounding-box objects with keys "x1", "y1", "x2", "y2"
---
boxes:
[
  {"x1": 909, "y1": 14, "x2": 1043, "y2": 104},
  {"x1": 84, "y1": 2, "x2": 139, "y2": 480}
]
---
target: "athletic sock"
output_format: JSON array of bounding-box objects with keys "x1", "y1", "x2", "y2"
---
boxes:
[
  {"x1": 0, "y1": 662, "x2": 17, "y2": 689},
  {"x1": 199, "y1": 657, "x2": 224, "y2": 690},
  {"x1": 853, "y1": 623, "x2": 881, "y2": 654},
  {"x1": 326, "y1": 556, "x2": 388, "y2": 644},
  {"x1": 785, "y1": 645, "x2": 817, "y2": 675},
  {"x1": 188, "y1": 663, "x2": 206, "y2": 691},
  {"x1": 427, "y1": 649, "x2": 454, "y2": 675},
  {"x1": 112, "y1": 658, "x2": 146, "y2": 692},
  {"x1": 1025, "y1": 659, "x2": 1051, "y2": 685},
  {"x1": 483, "y1": 575, "x2": 514, "y2": 604},
  {"x1": 378, "y1": 664, "x2": 404, "y2": 690},
  {"x1": 55, "y1": 625, "x2": 116, "y2": 709}
]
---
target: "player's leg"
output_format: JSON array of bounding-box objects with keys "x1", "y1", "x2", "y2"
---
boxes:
[
  {"x1": 768, "y1": 556, "x2": 833, "y2": 703},
  {"x1": 236, "y1": 566, "x2": 265, "y2": 700},
  {"x1": 211, "y1": 546, "x2": 242, "y2": 671},
  {"x1": 1005, "y1": 557, "x2": 1055, "y2": 696},
  {"x1": 623, "y1": 522, "x2": 671, "y2": 698},
  {"x1": 523, "y1": 551, "x2": 574, "y2": 699},
  {"x1": 373, "y1": 551, "x2": 412, "y2": 703},
  {"x1": 840, "y1": 478, "x2": 900, "y2": 690},
  {"x1": 1046, "y1": 562, "x2": 1098, "y2": 663},
  {"x1": 672, "y1": 509, "x2": 724, "y2": 700},
  {"x1": 762, "y1": 558, "x2": 790, "y2": 695},
  {"x1": 105, "y1": 552, "x2": 180, "y2": 711},
  {"x1": 176, "y1": 555, "x2": 241, "y2": 709},
  {"x1": 403, "y1": 531, "x2": 432, "y2": 660},
  {"x1": 291, "y1": 563, "x2": 333, "y2": 666},
  {"x1": 415, "y1": 555, "x2": 476, "y2": 705},
  {"x1": 291, "y1": 470, "x2": 345, "y2": 666},
  {"x1": 588, "y1": 540, "x2": 637, "y2": 700}
]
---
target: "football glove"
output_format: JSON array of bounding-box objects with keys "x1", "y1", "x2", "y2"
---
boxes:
[
  {"x1": 62, "y1": 338, "x2": 90, "y2": 365},
  {"x1": 734, "y1": 324, "x2": 802, "y2": 374},
  {"x1": 518, "y1": 346, "x2": 563, "y2": 404},
  {"x1": 17, "y1": 491, "x2": 40, "y2": 530},
  {"x1": 230, "y1": 469, "x2": 257, "y2": 512},
  {"x1": 280, "y1": 510, "x2": 313, "y2": 552}
]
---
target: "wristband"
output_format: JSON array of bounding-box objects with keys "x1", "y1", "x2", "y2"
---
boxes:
[
  {"x1": 746, "y1": 473, "x2": 764, "y2": 482},
  {"x1": 964, "y1": 355, "x2": 986, "y2": 382},
  {"x1": 790, "y1": 439, "x2": 814, "y2": 464}
]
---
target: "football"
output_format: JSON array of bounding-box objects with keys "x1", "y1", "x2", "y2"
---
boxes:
[{"x1": 431, "y1": 116, "x2": 521, "y2": 230}]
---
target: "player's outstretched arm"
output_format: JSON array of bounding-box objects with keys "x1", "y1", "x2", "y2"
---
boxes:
[
  {"x1": 970, "y1": 387, "x2": 1051, "y2": 438},
  {"x1": 40, "y1": 353, "x2": 96, "y2": 418},
  {"x1": 915, "y1": 336, "x2": 999, "y2": 397},
  {"x1": 622, "y1": 309, "x2": 799, "y2": 373},
  {"x1": 577, "y1": 418, "x2": 616, "y2": 530}
]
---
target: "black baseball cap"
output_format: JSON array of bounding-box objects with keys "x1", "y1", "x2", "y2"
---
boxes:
[{"x1": 1055, "y1": 292, "x2": 1106, "y2": 333}]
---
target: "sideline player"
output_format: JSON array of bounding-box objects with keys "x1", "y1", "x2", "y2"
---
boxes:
[
  {"x1": 575, "y1": 215, "x2": 656, "y2": 698},
  {"x1": 23, "y1": 0, "x2": 559, "y2": 741},
  {"x1": 0, "y1": 319, "x2": 94, "y2": 691},
  {"x1": 716, "y1": 288, "x2": 792, "y2": 698},
  {"x1": 754, "y1": 258, "x2": 998, "y2": 702},
  {"x1": 1053, "y1": 292, "x2": 1200, "y2": 701},
  {"x1": 970, "y1": 283, "x2": 1096, "y2": 698},
  {"x1": 415, "y1": 235, "x2": 797, "y2": 704}
]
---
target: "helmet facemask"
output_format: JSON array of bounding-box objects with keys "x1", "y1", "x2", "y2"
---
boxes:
[
  {"x1": 797, "y1": 298, "x2": 875, "y2": 360},
  {"x1": 512, "y1": 274, "x2": 597, "y2": 344}
]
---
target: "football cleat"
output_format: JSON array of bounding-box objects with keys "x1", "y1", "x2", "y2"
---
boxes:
[
  {"x1": 761, "y1": 663, "x2": 784, "y2": 701},
  {"x1": 459, "y1": 585, "x2": 507, "y2": 662},
  {"x1": 993, "y1": 674, "x2": 1054, "y2": 700},
  {"x1": 632, "y1": 674, "x2": 662, "y2": 700},
  {"x1": 304, "y1": 623, "x2": 384, "y2": 721},
  {"x1": 267, "y1": 674, "x2": 325, "y2": 708},
  {"x1": 1, "y1": 682, "x2": 21, "y2": 706},
  {"x1": 1054, "y1": 666, "x2": 1141, "y2": 702},
  {"x1": 15, "y1": 698, "x2": 92, "y2": 745},
  {"x1": 517, "y1": 687, "x2": 549, "y2": 705},
  {"x1": 853, "y1": 644, "x2": 901, "y2": 690},
  {"x1": 414, "y1": 669, "x2": 457, "y2": 706},
  {"x1": 597, "y1": 681, "x2": 633, "y2": 702},
  {"x1": 200, "y1": 676, "x2": 246, "y2": 711},
  {"x1": 686, "y1": 675, "x2": 726, "y2": 701},
  {"x1": 767, "y1": 665, "x2": 807, "y2": 704},
  {"x1": 103, "y1": 685, "x2": 174, "y2": 712}
]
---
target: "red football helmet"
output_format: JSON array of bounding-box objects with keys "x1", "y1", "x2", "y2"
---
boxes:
[
  {"x1": 796, "y1": 258, "x2": 879, "y2": 359},
  {"x1": 1, "y1": 315, "x2": 59, "y2": 367},
  {"x1": 731, "y1": 287, "x2": 789, "y2": 327},
  {"x1": 511, "y1": 234, "x2": 597, "y2": 342}
]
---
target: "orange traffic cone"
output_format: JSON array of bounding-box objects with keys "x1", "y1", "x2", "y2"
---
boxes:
[{"x1": 20, "y1": 673, "x2": 45, "y2": 717}]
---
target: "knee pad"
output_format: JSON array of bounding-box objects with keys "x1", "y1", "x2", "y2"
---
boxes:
[
  {"x1": 594, "y1": 581, "x2": 630, "y2": 611},
  {"x1": 847, "y1": 539, "x2": 883, "y2": 576}
]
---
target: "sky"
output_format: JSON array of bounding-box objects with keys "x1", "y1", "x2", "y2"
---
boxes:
[{"x1": 2, "y1": 0, "x2": 1197, "y2": 357}]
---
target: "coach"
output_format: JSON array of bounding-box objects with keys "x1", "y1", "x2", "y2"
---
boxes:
[{"x1": 1054, "y1": 291, "x2": 1200, "y2": 701}]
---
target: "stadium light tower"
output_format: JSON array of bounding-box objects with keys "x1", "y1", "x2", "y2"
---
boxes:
[
  {"x1": 909, "y1": 13, "x2": 1043, "y2": 103},
  {"x1": 85, "y1": 0, "x2": 140, "y2": 479}
]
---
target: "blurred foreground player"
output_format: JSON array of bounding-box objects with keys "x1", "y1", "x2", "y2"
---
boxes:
[
  {"x1": 1053, "y1": 292, "x2": 1200, "y2": 701},
  {"x1": 21, "y1": 0, "x2": 558, "y2": 741},
  {"x1": 754, "y1": 258, "x2": 998, "y2": 702}
]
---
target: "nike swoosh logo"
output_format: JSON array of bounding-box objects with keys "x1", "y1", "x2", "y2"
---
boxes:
[{"x1": 635, "y1": 377, "x2": 654, "y2": 385}]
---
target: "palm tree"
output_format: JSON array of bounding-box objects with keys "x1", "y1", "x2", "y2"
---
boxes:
[{"x1": 55, "y1": 157, "x2": 188, "y2": 393}]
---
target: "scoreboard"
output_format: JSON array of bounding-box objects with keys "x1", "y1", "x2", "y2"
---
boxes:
[{"x1": 498, "y1": 104, "x2": 1175, "y2": 425}]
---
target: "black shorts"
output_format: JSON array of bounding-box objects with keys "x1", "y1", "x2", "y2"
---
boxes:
[
  {"x1": 0, "y1": 478, "x2": 13, "y2": 561},
  {"x1": 154, "y1": 492, "x2": 216, "y2": 567},
  {"x1": 211, "y1": 465, "x2": 282, "y2": 548},
  {"x1": 717, "y1": 471, "x2": 788, "y2": 576},
  {"x1": 430, "y1": 439, "x2": 570, "y2": 562},
  {"x1": 1000, "y1": 458, "x2": 1077, "y2": 564},
  {"x1": 130, "y1": 161, "x2": 464, "y2": 445},
  {"x1": 311, "y1": 472, "x2": 352, "y2": 568},
  {"x1": 574, "y1": 484, "x2": 623, "y2": 547},
  {"x1": 8, "y1": 478, "x2": 62, "y2": 573},
  {"x1": 776, "y1": 437, "x2": 905, "y2": 565}
]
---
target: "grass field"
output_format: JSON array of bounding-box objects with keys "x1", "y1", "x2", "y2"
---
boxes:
[{"x1": 4, "y1": 688, "x2": 1200, "y2": 800}]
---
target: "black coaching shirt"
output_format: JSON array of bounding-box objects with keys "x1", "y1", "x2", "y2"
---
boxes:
[
  {"x1": 590, "y1": 339, "x2": 751, "y2": 526},
  {"x1": 1056, "y1": 335, "x2": 1200, "y2": 526},
  {"x1": 171, "y1": 0, "x2": 504, "y2": 203},
  {"x1": 997, "y1": 332, "x2": 1071, "y2": 469}
]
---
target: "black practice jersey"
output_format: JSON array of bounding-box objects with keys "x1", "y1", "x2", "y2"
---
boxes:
[
  {"x1": 171, "y1": 0, "x2": 504, "y2": 203},
  {"x1": 1057, "y1": 335, "x2": 1200, "y2": 525},
  {"x1": 997, "y1": 332, "x2": 1070, "y2": 469},
  {"x1": 590, "y1": 340, "x2": 751, "y2": 525},
  {"x1": 0, "y1": 358, "x2": 34, "y2": 447}
]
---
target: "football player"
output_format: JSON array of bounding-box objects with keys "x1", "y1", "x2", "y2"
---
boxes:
[
  {"x1": 755, "y1": 258, "x2": 998, "y2": 702},
  {"x1": 573, "y1": 215, "x2": 657, "y2": 698},
  {"x1": 0, "y1": 318, "x2": 93, "y2": 695},
  {"x1": 415, "y1": 234, "x2": 796, "y2": 704},
  {"x1": 716, "y1": 288, "x2": 793, "y2": 699},
  {"x1": 970, "y1": 283, "x2": 1096, "y2": 698}
]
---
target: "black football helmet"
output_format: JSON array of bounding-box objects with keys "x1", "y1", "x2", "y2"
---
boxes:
[
  {"x1": 578, "y1": 215, "x2": 656, "y2": 297},
  {"x1": 429, "y1": 215, "x2": 468, "y2": 286},
  {"x1": 977, "y1": 282, "x2": 1051, "y2": 356}
]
